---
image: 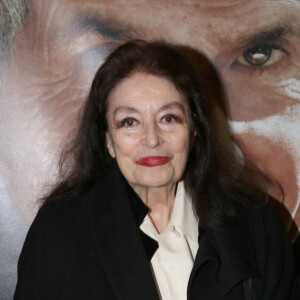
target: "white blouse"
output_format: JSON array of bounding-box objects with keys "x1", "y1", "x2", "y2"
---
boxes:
[{"x1": 140, "y1": 182, "x2": 199, "y2": 300}]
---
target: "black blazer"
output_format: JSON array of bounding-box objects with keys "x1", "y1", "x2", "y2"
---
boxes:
[{"x1": 14, "y1": 164, "x2": 300, "y2": 299}]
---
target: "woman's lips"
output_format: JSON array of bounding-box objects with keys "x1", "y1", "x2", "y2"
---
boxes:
[{"x1": 136, "y1": 156, "x2": 171, "y2": 167}]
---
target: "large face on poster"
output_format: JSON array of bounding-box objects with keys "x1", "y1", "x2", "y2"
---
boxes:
[{"x1": 0, "y1": 0, "x2": 299, "y2": 238}]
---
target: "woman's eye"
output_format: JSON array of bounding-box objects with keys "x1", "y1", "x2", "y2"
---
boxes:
[
  {"x1": 234, "y1": 44, "x2": 288, "y2": 67},
  {"x1": 119, "y1": 117, "x2": 138, "y2": 127},
  {"x1": 162, "y1": 114, "x2": 178, "y2": 123}
]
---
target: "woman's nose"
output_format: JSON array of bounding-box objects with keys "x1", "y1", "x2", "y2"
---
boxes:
[{"x1": 143, "y1": 124, "x2": 163, "y2": 148}]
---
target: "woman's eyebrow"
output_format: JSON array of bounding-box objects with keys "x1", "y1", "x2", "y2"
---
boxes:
[
  {"x1": 114, "y1": 106, "x2": 138, "y2": 117},
  {"x1": 113, "y1": 102, "x2": 186, "y2": 116},
  {"x1": 159, "y1": 102, "x2": 186, "y2": 112}
]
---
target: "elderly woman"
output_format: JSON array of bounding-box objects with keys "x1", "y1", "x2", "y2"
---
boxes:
[{"x1": 14, "y1": 41, "x2": 299, "y2": 299}]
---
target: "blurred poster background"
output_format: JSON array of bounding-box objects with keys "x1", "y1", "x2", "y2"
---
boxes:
[{"x1": 0, "y1": 0, "x2": 299, "y2": 298}]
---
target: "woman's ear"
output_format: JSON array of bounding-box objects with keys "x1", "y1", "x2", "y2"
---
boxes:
[{"x1": 106, "y1": 133, "x2": 116, "y2": 158}]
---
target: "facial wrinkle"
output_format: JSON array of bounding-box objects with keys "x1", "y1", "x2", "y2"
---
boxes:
[{"x1": 278, "y1": 78, "x2": 300, "y2": 101}]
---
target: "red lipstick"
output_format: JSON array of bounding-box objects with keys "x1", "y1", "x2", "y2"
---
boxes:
[{"x1": 136, "y1": 156, "x2": 171, "y2": 167}]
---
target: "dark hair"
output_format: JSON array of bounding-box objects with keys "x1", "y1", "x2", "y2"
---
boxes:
[{"x1": 43, "y1": 40, "x2": 271, "y2": 229}]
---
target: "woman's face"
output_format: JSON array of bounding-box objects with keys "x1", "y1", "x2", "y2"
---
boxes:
[{"x1": 106, "y1": 73, "x2": 193, "y2": 190}]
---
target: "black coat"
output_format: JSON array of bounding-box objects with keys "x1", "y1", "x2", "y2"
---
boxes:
[{"x1": 14, "y1": 164, "x2": 300, "y2": 299}]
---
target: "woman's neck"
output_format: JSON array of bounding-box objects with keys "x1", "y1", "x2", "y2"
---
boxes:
[{"x1": 132, "y1": 183, "x2": 177, "y2": 233}]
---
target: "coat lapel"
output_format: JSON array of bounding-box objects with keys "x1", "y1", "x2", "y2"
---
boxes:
[
  {"x1": 88, "y1": 162, "x2": 259, "y2": 298},
  {"x1": 89, "y1": 164, "x2": 160, "y2": 300},
  {"x1": 188, "y1": 223, "x2": 260, "y2": 297}
]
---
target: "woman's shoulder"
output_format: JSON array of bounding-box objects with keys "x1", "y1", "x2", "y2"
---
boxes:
[
  {"x1": 27, "y1": 163, "x2": 125, "y2": 243},
  {"x1": 20, "y1": 184, "x2": 101, "y2": 261},
  {"x1": 234, "y1": 200, "x2": 295, "y2": 268},
  {"x1": 38, "y1": 191, "x2": 91, "y2": 228},
  {"x1": 209, "y1": 200, "x2": 291, "y2": 250},
  {"x1": 238, "y1": 201, "x2": 300, "y2": 298},
  {"x1": 15, "y1": 181, "x2": 110, "y2": 298},
  {"x1": 237, "y1": 199, "x2": 288, "y2": 236}
]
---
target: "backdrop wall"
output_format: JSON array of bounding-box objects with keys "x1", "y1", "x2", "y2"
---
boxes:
[{"x1": 0, "y1": 0, "x2": 299, "y2": 298}]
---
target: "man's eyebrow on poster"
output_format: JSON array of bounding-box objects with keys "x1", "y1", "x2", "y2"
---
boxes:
[{"x1": 72, "y1": 13, "x2": 139, "y2": 72}]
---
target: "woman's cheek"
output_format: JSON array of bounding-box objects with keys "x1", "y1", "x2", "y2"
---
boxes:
[
  {"x1": 158, "y1": 123, "x2": 178, "y2": 131},
  {"x1": 167, "y1": 130, "x2": 191, "y2": 153},
  {"x1": 113, "y1": 131, "x2": 141, "y2": 155}
]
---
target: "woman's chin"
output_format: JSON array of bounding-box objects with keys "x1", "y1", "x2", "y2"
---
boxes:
[{"x1": 133, "y1": 172, "x2": 176, "y2": 189}]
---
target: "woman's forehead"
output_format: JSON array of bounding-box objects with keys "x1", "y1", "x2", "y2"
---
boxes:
[{"x1": 107, "y1": 73, "x2": 189, "y2": 112}]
